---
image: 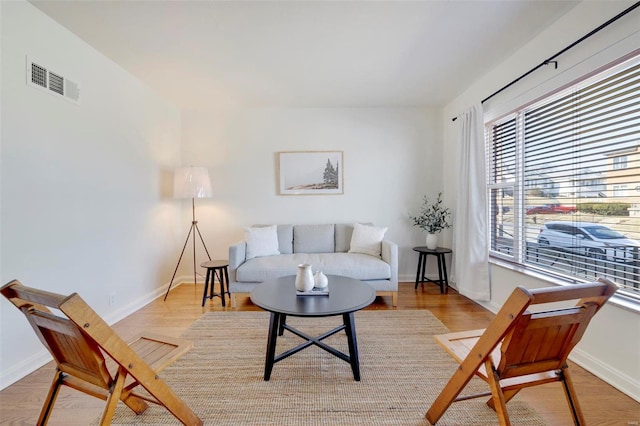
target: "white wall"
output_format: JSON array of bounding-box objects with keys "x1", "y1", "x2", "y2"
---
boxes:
[
  {"x1": 179, "y1": 107, "x2": 443, "y2": 281},
  {"x1": 0, "y1": 1, "x2": 183, "y2": 388},
  {"x1": 442, "y1": 1, "x2": 640, "y2": 400}
]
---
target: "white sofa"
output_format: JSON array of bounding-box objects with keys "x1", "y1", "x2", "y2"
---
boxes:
[{"x1": 228, "y1": 223, "x2": 398, "y2": 307}]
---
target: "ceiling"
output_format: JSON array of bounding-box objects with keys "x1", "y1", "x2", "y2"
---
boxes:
[{"x1": 30, "y1": 0, "x2": 579, "y2": 109}]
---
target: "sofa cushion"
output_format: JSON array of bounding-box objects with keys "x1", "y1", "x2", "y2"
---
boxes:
[
  {"x1": 236, "y1": 253, "x2": 391, "y2": 282},
  {"x1": 348, "y1": 223, "x2": 388, "y2": 257},
  {"x1": 294, "y1": 224, "x2": 334, "y2": 253},
  {"x1": 276, "y1": 224, "x2": 294, "y2": 254},
  {"x1": 244, "y1": 225, "x2": 280, "y2": 260}
]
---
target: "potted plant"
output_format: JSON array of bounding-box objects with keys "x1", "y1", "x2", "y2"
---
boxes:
[{"x1": 409, "y1": 192, "x2": 452, "y2": 249}]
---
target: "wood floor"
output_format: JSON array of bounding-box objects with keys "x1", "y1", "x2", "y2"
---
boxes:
[{"x1": 1, "y1": 282, "x2": 638, "y2": 425}]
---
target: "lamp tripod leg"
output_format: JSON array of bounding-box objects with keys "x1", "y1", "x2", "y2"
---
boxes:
[
  {"x1": 163, "y1": 224, "x2": 195, "y2": 301},
  {"x1": 192, "y1": 221, "x2": 197, "y2": 296},
  {"x1": 194, "y1": 223, "x2": 212, "y2": 261}
]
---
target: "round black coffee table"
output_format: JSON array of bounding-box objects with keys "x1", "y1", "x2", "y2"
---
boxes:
[{"x1": 250, "y1": 275, "x2": 375, "y2": 381}]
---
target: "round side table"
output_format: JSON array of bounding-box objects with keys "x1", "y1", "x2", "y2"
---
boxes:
[
  {"x1": 412, "y1": 247, "x2": 452, "y2": 293},
  {"x1": 200, "y1": 260, "x2": 230, "y2": 307}
]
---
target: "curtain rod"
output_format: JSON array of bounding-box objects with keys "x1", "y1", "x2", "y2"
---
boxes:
[{"x1": 451, "y1": 1, "x2": 640, "y2": 122}]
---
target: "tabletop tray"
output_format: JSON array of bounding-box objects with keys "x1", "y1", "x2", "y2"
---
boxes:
[{"x1": 296, "y1": 287, "x2": 329, "y2": 296}]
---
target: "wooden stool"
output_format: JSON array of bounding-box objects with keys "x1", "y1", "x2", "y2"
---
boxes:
[
  {"x1": 200, "y1": 260, "x2": 229, "y2": 307},
  {"x1": 413, "y1": 246, "x2": 452, "y2": 293}
]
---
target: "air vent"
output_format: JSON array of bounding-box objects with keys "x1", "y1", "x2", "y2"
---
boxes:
[
  {"x1": 64, "y1": 79, "x2": 80, "y2": 102},
  {"x1": 31, "y1": 63, "x2": 47, "y2": 88},
  {"x1": 49, "y1": 72, "x2": 64, "y2": 95},
  {"x1": 26, "y1": 56, "x2": 80, "y2": 104}
]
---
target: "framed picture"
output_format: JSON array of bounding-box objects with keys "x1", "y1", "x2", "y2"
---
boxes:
[{"x1": 278, "y1": 151, "x2": 344, "y2": 195}]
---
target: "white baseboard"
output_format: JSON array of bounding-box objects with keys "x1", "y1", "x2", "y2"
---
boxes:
[
  {"x1": 0, "y1": 351, "x2": 53, "y2": 390},
  {"x1": 399, "y1": 274, "x2": 414, "y2": 283},
  {"x1": 399, "y1": 273, "x2": 442, "y2": 283},
  {"x1": 570, "y1": 347, "x2": 640, "y2": 402},
  {"x1": 101, "y1": 283, "x2": 172, "y2": 325}
]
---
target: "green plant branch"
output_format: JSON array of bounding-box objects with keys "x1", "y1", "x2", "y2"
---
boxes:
[{"x1": 409, "y1": 192, "x2": 452, "y2": 233}]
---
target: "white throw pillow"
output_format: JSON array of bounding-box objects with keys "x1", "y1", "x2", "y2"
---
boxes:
[
  {"x1": 245, "y1": 225, "x2": 280, "y2": 260},
  {"x1": 348, "y1": 223, "x2": 388, "y2": 257}
]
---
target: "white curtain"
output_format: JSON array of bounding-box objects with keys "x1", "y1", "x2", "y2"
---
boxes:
[{"x1": 452, "y1": 104, "x2": 490, "y2": 301}]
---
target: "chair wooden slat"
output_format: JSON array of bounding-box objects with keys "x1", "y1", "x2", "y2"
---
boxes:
[
  {"x1": 2, "y1": 284, "x2": 72, "y2": 307},
  {"x1": 528, "y1": 280, "x2": 615, "y2": 304},
  {"x1": 426, "y1": 278, "x2": 617, "y2": 425},
  {"x1": 127, "y1": 333, "x2": 193, "y2": 373},
  {"x1": 20, "y1": 306, "x2": 113, "y2": 389}
]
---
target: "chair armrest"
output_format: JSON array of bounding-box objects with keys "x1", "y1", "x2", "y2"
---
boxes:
[
  {"x1": 381, "y1": 240, "x2": 398, "y2": 285},
  {"x1": 228, "y1": 241, "x2": 247, "y2": 283}
]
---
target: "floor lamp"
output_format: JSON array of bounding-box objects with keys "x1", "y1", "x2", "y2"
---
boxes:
[{"x1": 164, "y1": 166, "x2": 212, "y2": 301}]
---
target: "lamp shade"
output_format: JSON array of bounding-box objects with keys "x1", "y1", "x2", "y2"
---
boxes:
[{"x1": 173, "y1": 166, "x2": 212, "y2": 199}]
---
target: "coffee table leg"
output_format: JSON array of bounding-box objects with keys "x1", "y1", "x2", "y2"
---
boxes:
[
  {"x1": 278, "y1": 314, "x2": 287, "y2": 336},
  {"x1": 264, "y1": 312, "x2": 280, "y2": 381},
  {"x1": 343, "y1": 312, "x2": 361, "y2": 381}
]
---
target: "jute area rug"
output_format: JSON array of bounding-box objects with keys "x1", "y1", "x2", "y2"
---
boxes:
[{"x1": 108, "y1": 311, "x2": 547, "y2": 425}]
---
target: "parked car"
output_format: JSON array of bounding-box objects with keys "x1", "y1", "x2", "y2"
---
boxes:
[
  {"x1": 537, "y1": 221, "x2": 640, "y2": 262},
  {"x1": 526, "y1": 205, "x2": 553, "y2": 215},
  {"x1": 547, "y1": 203, "x2": 577, "y2": 214},
  {"x1": 526, "y1": 204, "x2": 577, "y2": 215}
]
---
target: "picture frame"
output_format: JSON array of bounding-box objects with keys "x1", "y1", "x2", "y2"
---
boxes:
[{"x1": 278, "y1": 151, "x2": 344, "y2": 195}]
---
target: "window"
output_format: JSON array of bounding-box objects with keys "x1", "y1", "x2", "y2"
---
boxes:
[
  {"x1": 613, "y1": 185, "x2": 628, "y2": 197},
  {"x1": 613, "y1": 155, "x2": 628, "y2": 170},
  {"x1": 487, "y1": 55, "x2": 640, "y2": 302}
]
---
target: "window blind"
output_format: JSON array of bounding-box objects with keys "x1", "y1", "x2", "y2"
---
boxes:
[{"x1": 487, "y1": 56, "x2": 640, "y2": 301}]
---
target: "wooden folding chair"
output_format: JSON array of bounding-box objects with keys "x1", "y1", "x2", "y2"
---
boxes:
[
  {"x1": 425, "y1": 278, "x2": 617, "y2": 426},
  {"x1": 1, "y1": 280, "x2": 202, "y2": 425}
]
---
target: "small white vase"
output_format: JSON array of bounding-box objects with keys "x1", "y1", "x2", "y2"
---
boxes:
[
  {"x1": 426, "y1": 233, "x2": 438, "y2": 250},
  {"x1": 314, "y1": 271, "x2": 328, "y2": 289},
  {"x1": 295, "y1": 264, "x2": 314, "y2": 292}
]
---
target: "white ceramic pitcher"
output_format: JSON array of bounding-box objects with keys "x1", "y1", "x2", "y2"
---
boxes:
[{"x1": 295, "y1": 264, "x2": 314, "y2": 292}]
